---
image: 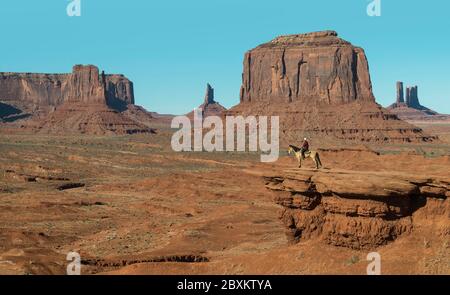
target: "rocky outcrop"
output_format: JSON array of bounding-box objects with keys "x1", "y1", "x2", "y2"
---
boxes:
[
  {"x1": 240, "y1": 31, "x2": 374, "y2": 104},
  {"x1": 227, "y1": 31, "x2": 436, "y2": 144},
  {"x1": 0, "y1": 65, "x2": 134, "y2": 111},
  {"x1": 187, "y1": 83, "x2": 227, "y2": 118},
  {"x1": 265, "y1": 168, "x2": 449, "y2": 249}
]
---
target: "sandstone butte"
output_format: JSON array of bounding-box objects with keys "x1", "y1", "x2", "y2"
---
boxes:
[
  {"x1": 0, "y1": 31, "x2": 439, "y2": 141},
  {"x1": 0, "y1": 65, "x2": 154, "y2": 135},
  {"x1": 226, "y1": 30, "x2": 437, "y2": 144}
]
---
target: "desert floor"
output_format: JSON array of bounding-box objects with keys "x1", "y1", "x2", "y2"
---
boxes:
[{"x1": 0, "y1": 123, "x2": 449, "y2": 275}]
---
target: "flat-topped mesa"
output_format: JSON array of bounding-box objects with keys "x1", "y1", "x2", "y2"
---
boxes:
[
  {"x1": 0, "y1": 65, "x2": 134, "y2": 111},
  {"x1": 240, "y1": 30, "x2": 375, "y2": 104},
  {"x1": 0, "y1": 65, "x2": 155, "y2": 135}
]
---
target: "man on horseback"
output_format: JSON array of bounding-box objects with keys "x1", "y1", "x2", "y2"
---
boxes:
[
  {"x1": 287, "y1": 142, "x2": 322, "y2": 169},
  {"x1": 300, "y1": 138, "x2": 309, "y2": 159}
]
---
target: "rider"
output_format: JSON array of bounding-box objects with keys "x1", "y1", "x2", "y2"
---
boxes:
[{"x1": 300, "y1": 137, "x2": 309, "y2": 159}]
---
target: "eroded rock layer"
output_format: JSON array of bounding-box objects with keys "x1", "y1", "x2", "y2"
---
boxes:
[
  {"x1": 32, "y1": 103, "x2": 154, "y2": 135},
  {"x1": 265, "y1": 169, "x2": 449, "y2": 249},
  {"x1": 227, "y1": 100, "x2": 436, "y2": 144}
]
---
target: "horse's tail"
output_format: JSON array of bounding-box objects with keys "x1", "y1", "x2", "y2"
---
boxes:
[{"x1": 316, "y1": 152, "x2": 322, "y2": 168}]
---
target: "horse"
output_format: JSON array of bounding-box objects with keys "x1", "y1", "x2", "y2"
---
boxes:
[{"x1": 287, "y1": 144, "x2": 323, "y2": 169}]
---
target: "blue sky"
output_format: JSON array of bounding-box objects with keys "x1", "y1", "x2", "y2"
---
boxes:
[{"x1": 0, "y1": 0, "x2": 448, "y2": 114}]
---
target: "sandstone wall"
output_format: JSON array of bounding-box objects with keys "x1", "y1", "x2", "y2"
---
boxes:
[
  {"x1": 0, "y1": 72, "x2": 67, "y2": 106},
  {"x1": 65, "y1": 65, "x2": 105, "y2": 104}
]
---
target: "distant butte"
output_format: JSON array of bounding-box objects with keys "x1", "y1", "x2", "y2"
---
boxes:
[
  {"x1": 387, "y1": 82, "x2": 450, "y2": 122},
  {"x1": 0, "y1": 65, "x2": 156, "y2": 134}
]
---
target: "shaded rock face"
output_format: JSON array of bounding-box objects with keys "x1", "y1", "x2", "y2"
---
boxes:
[
  {"x1": 405, "y1": 85, "x2": 420, "y2": 109},
  {"x1": 204, "y1": 83, "x2": 215, "y2": 104},
  {"x1": 0, "y1": 65, "x2": 134, "y2": 111},
  {"x1": 265, "y1": 169, "x2": 449, "y2": 249},
  {"x1": 0, "y1": 102, "x2": 30, "y2": 122},
  {"x1": 396, "y1": 82, "x2": 404, "y2": 104},
  {"x1": 240, "y1": 31, "x2": 374, "y2": 104},
  {"x1": 228, "y1": 31, "x2": 436, "y2": 144},
  {"x1": 105, "y1": 74, "x2": 135, "y2": 110}
]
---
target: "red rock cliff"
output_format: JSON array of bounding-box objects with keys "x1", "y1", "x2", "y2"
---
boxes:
[
  {"x1": 65, "y1": 65, "x2": 106, "y2": 104},
  {"x1": 240, "y1": 31, "x2": 374, "y2": 104}
]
